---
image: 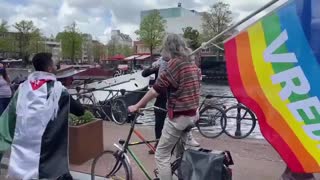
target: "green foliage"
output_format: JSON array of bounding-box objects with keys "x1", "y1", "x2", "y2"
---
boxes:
[
  {"x1": 135, "y1": 10, "x2": 166, "y2": 55},
  {"x1": 93, "y1": 42, "x2": 106, "y2": 62},
  {"x1": 107, "y1": 39, "x2": 133, "y2": 57},
  {"x1": 106, "y1": 38, "x2": 117, "y2": 56},
  {"x1": 27, "y1": 29, "x2": 45, "y2": 54},
  {"x1": 56, "y1": 22, "x2": 83, "y2": 63},
  {"x1": 0, "y1": 20, "x2": 12, "y2": 52},
  {"x1": 69, "y1": 110, "x2": 95, "y2": 126},
  {"x1": 182, "y1": 27, "x2": 201, "y2": 50},
  {"x1": 121, "y1": 45, "x2": 133, "y2": 57},
  {"x1": 0, "y1": 20, "x2": 9, "y2": 33}
]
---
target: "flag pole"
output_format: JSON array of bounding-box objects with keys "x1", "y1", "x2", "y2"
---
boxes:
[{"x1": 190, "y1": 0, "x2": 281, "y2": 55}]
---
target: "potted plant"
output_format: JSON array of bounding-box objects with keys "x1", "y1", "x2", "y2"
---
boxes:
[{"x1": 69, "y1": 111, "x2": 104, "y2": 164}]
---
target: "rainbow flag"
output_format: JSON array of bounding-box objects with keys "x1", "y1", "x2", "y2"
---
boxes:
[{"x1": 225, "y1": 0, "x2": 320, "y2": 173}]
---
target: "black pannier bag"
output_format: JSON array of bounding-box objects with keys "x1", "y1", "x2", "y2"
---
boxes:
[{"x1": 179, "y1": 148, "x2": 232, "y2": 180}]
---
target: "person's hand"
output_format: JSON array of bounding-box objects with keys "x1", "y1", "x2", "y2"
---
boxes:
[{"x1": 128, "y1": 104, "x2": 139, "y2": 113}]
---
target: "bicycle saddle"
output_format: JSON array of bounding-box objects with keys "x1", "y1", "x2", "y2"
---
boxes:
[
  {"x1": 119, "y1": 139, "x2": 125, "y2": 145},
  {"x1": 120, "y1": 89, "x2": 126, "y2": 95},
  {"x1": 75, "y1": 86, "x2": 81, "y2": 93},
  {"x1": 183, "y1": 125, "x2": 195, "y2": 133},
  {"x1": 205, "y1": 95, "x2": 214, "y2": 99}
]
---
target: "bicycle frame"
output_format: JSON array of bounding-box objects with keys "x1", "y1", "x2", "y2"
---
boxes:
[
  {"x1": 103, "y1": 89, "x2": 121, "y2": 104},
  {"x1": 109, "y1": 110, "x2": 159, "y2": 180},
  {"x1": 106, "y1": 106, "x2": 210, "y2": 180},
  {"x1": 199, "y1": 95, "x2": 226, "y2": 111}
]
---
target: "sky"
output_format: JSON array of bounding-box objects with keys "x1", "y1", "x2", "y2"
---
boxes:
[{"x1": 0, "y1": 0, "x2": 279, "y2": 44}]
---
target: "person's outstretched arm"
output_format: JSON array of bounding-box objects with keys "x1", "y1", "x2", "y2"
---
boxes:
[
  {"x1": 142, "y1": 66, "x2": 159, "y2": 77},
  {"x1": 69, "y1": 96, "x2": 85, "y2": 116}
]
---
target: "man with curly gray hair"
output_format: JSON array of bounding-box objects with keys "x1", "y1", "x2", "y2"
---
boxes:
[{"x1": 129, "y1": 34, "x2": 201, "y2": 180}]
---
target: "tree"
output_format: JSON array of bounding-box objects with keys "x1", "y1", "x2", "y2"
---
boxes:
[
  {"x1": 135, "y1": 10, "x2": 166, "y2": 57},
  {"x1": 107, "y1": 37, "x2": 117, "y2": 57},
  {"x1": 0, "y1": 20, "x2": 11, "y2": 54},
  {"x1": 182, "y1": 27, "x2": 201, "y2": 50},
  {"x1": 106, "y1": 41, "x2": 133, "y2": 57},
  {"x1": 202, "y1": 2, "x2": 232, "y2": 60},
  {"x1": 14, "y1": 20, "x2": 42, "y2": 63},
  {"x1": 93, "y1": 41, "x2": 107, "y2": 63},
  {"x1": 56, "y1": 22, "x2": 83, "y2": 63},
  {"x1": 202, "y1": 2, "x2": 232, "y2": 42},
  {"x1": 121, "y1": 45, "x2": 133, "y2": 57},
  {"x1": 0, "y1": 20, "x2": 9, "y2": 33},
  {"x1": 28, "y1": 29, "x2": 45, "y2": 54}
]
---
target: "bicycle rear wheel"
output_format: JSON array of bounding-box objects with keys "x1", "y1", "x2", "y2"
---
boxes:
[
  {"x1": 111, "y1": 99, "x2": 128, "y2": 125},
  {"x1": 91, "y1": 150, "x2": 132, "y2": 180},
  {"x1": 222, "y1": 165, "x2": 232, "y2": 180},
  {"x1": 171, "y1": 156, "x2": 232, "y2": 180},
  {"x1": 224, "y1": 105, "x2": 256, "y2": 139},
  {"x1": 171, "y1": 157, "x2": 183, "y2": 180},
  {"x1": 196, "y1": 106, "x2": 226, "y2": 138}
]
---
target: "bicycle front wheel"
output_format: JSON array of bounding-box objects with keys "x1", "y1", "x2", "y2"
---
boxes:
[
  {"x1": 91, "y1": 150, "x2": 132, "y2": 180},
  {"x1": 224, "y1": 105, "x2": 256, "y2": 139},
  {"x1": 111, "y1": 99, "x2": 128, "y2": 125},
  {"x1": 196, "y1": 106, "x2": 226, "y2": 138}
]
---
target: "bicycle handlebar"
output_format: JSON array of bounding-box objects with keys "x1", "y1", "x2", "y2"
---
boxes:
[
  {"x1": 129, "y1": 106, "x2": 167, "y2": 117},
  {"x1": 201, "y1": 94, "x2": 235, "y2": 99},
  {"x1": 71, "y1": 86, "x2": 148, "y2": 96},
  {"x1": 139, "y1": 106, "x2": 167, "y2": 112}
]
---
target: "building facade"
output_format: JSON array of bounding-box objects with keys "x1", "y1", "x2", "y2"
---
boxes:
[
  {"x1": 133, "y1": 40, "x2": 161, "y2": 55},
  {"x1": 141, "y1": 3, "x2": 203, "y2": 35},
  {"x1": 138, "y1": 3, "x2": 203, "y2": 55},
  {"x1": 43, "y1": 38, "x2": 62, "y2": 62},
  {"x1": 133, "y1": 41, "x2": 149, "y2": 54},
  {"x1": 110, "y1": 30, "x2": 133, "y2": 47}
]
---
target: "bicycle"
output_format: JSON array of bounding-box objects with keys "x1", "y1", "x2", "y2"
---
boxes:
[
  {"x1": 90, "y1": 106, "x2": 164, "y2": 180},
  {"x1": 75, "y1": 85, "x2": 128, "y2": 125},
  {"x1": 90, "y1": 106, "x2": 234, "y2": 180},
  {"x1": 224, "y1": 103, "x2": 257, "y2": 139},
  {"x1": 196, "y1": 94, "x2": 227, "y2": 138}
]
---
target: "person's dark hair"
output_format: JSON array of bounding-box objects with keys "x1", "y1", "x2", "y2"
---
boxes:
[{"x1": 32, "y1": 53, "x2": 54, "y2": 71}]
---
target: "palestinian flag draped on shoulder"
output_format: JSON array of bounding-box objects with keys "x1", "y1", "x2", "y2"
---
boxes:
[{"x1": 0, "y1": 71, "x2": 71, "y2": 179}]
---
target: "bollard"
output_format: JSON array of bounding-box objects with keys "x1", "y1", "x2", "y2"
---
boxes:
[{"x1": 235, "y1": 105, "x2": 242, "y2": 137}]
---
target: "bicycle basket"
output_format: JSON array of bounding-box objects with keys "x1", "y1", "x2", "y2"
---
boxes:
[{"x1": 179, "y1": 148, "x2": 227, "y2": 180}]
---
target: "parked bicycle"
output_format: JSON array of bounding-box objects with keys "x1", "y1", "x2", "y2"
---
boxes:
[
  {"x1": 90, "y1": 106, "x2": 234, "y2": 180},
  {"x1": 197, "y1": 94, "x2": 257, "y2": 139},
  {"x1": 75, "y1": 86, "x2": 128, "y2": 125},
  {"x1": 224, "y1": 103, "x2": 257, "y2": 139},
  {"x1": 196, "y1": 94, "x2": 227, "y2": 138}
]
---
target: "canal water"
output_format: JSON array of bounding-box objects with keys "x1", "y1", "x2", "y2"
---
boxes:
[{"x1": 137, "y1": 82, "x2": 264, "y2": 139}]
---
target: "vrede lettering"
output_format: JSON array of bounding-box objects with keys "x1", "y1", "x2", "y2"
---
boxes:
[{"x1": 264, "y1": 29, "x2": 320, "y2": 147}]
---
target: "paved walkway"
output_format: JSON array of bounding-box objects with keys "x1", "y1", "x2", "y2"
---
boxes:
[
  {"x1": 70, "y1": 121, "x2": 320, "y2": 180},
  {"x1": 1, "y1": 121, "x2": 319, "y2": 179},
  {"x1": 1, "y1": 157, "x2": 104, "y2": 180}
]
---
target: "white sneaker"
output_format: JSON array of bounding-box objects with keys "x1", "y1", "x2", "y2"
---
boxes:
[{"x1": 185, "y1": 132, "x2": 200, "y2": 147}]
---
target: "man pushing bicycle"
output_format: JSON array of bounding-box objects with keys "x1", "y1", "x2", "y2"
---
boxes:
[{"x1": 129, "y1": 33, "x2": 201, "y2": 180}]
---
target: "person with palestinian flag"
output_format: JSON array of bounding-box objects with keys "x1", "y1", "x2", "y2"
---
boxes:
[{"x1": 0, "y1": 53, "x2": 84, "y2": 179}]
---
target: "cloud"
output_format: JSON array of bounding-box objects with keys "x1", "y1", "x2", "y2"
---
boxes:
[{"x1": 0, "y1": 0, "x2": 278, "y2": 44}]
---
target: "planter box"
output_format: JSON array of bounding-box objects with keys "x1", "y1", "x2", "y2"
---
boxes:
[{"x1": 69, "y1": 120, "x2": 103, "y2": 164}]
